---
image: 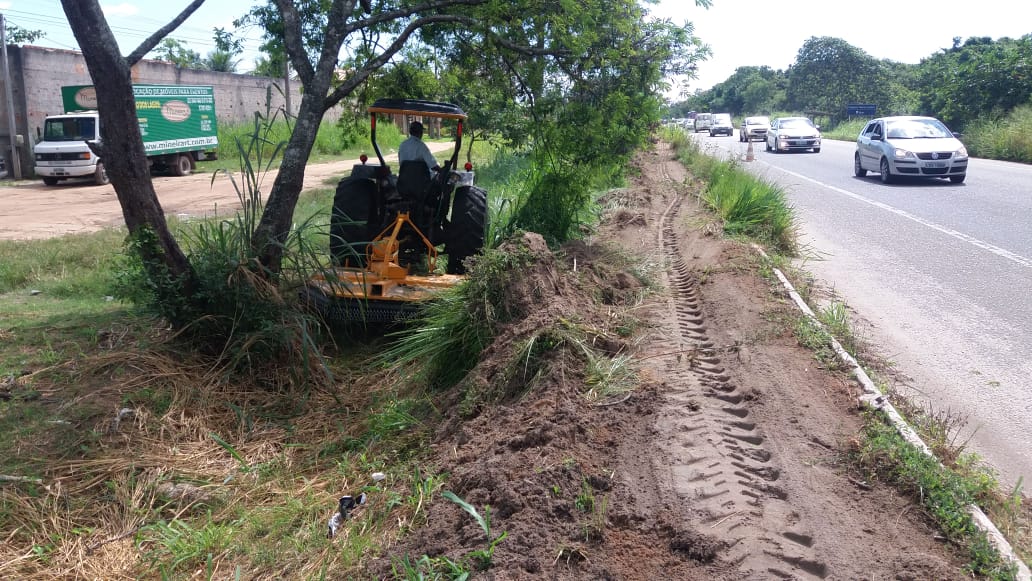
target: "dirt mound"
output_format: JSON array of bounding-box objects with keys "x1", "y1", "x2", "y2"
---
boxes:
[{"x1": 370, "y1": 143, "x2": 965, "y2": 579}]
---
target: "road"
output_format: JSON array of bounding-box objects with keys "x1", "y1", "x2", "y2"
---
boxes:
[
  {"x1": 0, "y1": 141, "x2": 455, "y2": 240},
  {"x1": 692, "y1": 130, "x2": 1032, "y2": 490}
]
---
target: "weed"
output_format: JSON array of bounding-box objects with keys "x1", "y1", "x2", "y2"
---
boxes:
[
  {"x1": 210, "y1": 432, "x2": 250, "y2": 472},
  {"x1": 574, "y1": 480, "x2": 595, "y2": 513},
  {"x1": 793, "y1": 315, "x2": 840, "y2": 368},
  {"x1": 442, "y1": 491, "x2": 508, "y2": 570},
  {"x1": 139, "y1": 514, "x2": 239, "y2": 578},
  {"x1": 816, "y1": 301, "x2": 864, "y2": 357},
  {"x1": 407, "y1": 470, "x2": 446, "y2": 525},
  {"x1": 583, "y1": 494, "x2": 609, "y2": 543},
  {"x1": 392, "y1": 553, "x2": 469, "y2": 580},
  {"x1": 396, "y1": 491, "x2": 508, "y2": 578}
]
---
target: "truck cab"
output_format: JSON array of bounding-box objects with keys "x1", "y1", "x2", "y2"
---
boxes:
[{"x1": 34, "y1": 112, "x2": 108, "y2": 186}]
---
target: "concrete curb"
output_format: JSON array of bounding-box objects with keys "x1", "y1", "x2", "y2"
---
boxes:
[{"x1": 753, "y1": 244, "x2": 1031, "y2": 580}]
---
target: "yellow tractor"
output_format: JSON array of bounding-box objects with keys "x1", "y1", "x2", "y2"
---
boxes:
[{"x1": 306, "y1": 99, "x2": 488, "y2": 323}]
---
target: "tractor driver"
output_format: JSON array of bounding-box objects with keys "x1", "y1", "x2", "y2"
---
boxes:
[{"x1": 398, "y1": 121, "x2": 441, "y2": 176}]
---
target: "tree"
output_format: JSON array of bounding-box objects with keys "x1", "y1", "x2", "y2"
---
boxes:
[
  {"x1": 151, "y1": 37, "x2": 203, "y2": 68},
  {"x1": 204, "y1": 27, "x2": 242, "y2": 72},
  {"x1": 917, "y1": 35, "x2": 1032, "y2": 129},
  {"x1": 251, "y1": 54, "x2": 286, "y2": 78},
  {"x1": 5, "y1": 22, "x2": 45, "y2": 44},
  {"x1": 60, "y1": 0, "x2": 207, "y2": 321},
  {"x1": 787, "y1": 36, "x2": 887, "y2": 119}
]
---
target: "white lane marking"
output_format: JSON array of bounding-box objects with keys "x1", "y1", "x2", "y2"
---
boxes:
[{"x1": 773, "y1": 166, "x2": 1032, "y2": 270}]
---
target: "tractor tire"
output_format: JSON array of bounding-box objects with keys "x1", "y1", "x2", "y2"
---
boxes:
[
  {"x1": 331, "y1": 178, "x2": 378, "y2": 266},
  {"x1": 445, "y1": 185, "x2": 488, "y2": 275}
]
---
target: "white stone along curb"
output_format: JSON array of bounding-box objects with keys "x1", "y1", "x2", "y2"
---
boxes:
[{"x1": 753, "y1": 244, "x2": 1031, "y2": 580}]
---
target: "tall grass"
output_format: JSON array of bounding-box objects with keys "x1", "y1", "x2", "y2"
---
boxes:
[
  {"x1": 665, "y1": 128, "x2": 798, "y2": 255},
  {"x1": 211, "y1": 116, "x2": 406, "y2": 171},
  {"x1": 820, "y1": 118, "x2": 867, "y2": 142},
  {"x1": 378, "y1": 241, "x2": 531, "y2": 389},
  {"x1": 114, "y1": 105, "x2": 331, "y2": 374},
  {"x1": 0, "y1": 229, "x2": 126, "y2": 296},
  {"x1": 962, "y1": 104, "x2": 1032, "y2": 163},
  {"x1": 702, "y1": 167, "x2": 797, "y2": 255}
]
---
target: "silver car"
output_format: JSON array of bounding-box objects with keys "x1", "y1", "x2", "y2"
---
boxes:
[
  {"x1": 709, "y1": 113, "x2": 733, "y2": 137},
  {"x1": 739, "y1": 116, "x2": 769, "y2": 142},
  {"x1": 854, "y1": 116, "x2": 967, "y2": 184},
  {"x1": 766, "y1": 117, "x2": 821, "y2": 153}
]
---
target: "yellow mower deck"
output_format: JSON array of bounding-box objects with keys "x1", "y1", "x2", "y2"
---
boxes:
[{"x1": 307, "y1": 212, "x2": 466, "y2": 323}]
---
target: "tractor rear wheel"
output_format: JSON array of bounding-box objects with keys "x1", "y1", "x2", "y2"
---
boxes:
[
  {"x1": 445, "y1": 185, "x2": 488, "y2": 275},
  {"x1": 331, "y1": 178, "x2": 378, "y2": 266}
]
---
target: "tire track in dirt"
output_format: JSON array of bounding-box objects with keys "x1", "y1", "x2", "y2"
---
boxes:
[{"x1": 646, "y1": 160, "x2": 828, "y2": 579}]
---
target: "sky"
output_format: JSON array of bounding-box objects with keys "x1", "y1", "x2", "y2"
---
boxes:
[
  {"x1": 2, "y1": 0, "x2": 1030, "y2": 97},
  {"x1": 649, "y1": 0, "x2": 1032, "y2": 98},
  {"x1": 0, "y1": 0, "x2": 266, "y2": 70}
]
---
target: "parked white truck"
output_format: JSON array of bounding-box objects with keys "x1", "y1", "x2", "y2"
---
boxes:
[{"x1": 34, "y1": 84, "x2": 218, "y2": 186}]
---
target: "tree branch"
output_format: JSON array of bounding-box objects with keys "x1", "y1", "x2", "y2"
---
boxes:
[
  {"x1": 272, "y1": 0, "x2": 315, "y2": 87},
  {"x1": 324, "y1": 13, "x2": 473, "y2": 110},
  {"x1": 311, "y1": 0, "x2": 356, "y2": 88},
  {"x1": 125, "y1": 0, "x2": 206, "y2": 66},
  {"x1": 344, "y1": 0, "x2": 485, "y2": 35},
  {"x1": 488, "y1": 33, "x2": 572, "y2": 58}
]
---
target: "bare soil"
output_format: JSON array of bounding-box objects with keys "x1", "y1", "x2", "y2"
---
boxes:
[{"x1": 371, "y1": 142, "x2": 967, "y2": 579}]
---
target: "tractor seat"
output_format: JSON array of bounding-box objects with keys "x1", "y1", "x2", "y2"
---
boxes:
[{"x1": 397, "y1": 160, "x2": 433, "y2": 203}]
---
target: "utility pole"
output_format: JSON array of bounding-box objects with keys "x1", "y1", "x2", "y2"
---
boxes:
[{"x1": 0, "y1": 13, "x2": 22, "y2": 179}]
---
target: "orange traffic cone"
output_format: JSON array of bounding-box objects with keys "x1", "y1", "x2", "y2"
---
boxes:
[{"x1": 745, "y1": 138, "x2": 755, "y2": 162}]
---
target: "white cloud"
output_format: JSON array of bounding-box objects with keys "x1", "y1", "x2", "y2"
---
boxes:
[
  {"x1": 101, "y1": 3, "x2": 139, "y2": 17},
  {"x1": 0, "y1": 2, "x2": 12, "y2": 9}
]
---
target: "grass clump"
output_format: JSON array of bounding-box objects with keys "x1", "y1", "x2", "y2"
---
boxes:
[
  {"x1": 664, "y1": 127, "x2": 798, "y2": 255},
  {"x1": 379, "y1": 237, "x2": 536, "y2": 391},
  {"x1": 852, "y1": 416, "x2": 1018, "y2": 579},
  {"x1": 701, "y1": 166, "x2": 797, "y2": 255}
]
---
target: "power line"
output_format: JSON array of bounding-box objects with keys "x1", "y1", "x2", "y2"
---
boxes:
[{"x1": 3, "y1": 4, "x2": 267, "y2": 56}]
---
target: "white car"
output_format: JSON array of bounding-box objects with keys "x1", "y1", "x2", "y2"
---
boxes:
[
  {"x1": 766, "y1": 117, "x2": 821, "y2": 153},
  {"x1": 739, "y1": 116, "x2": 770, "y2": 142},
  {"x1": 709, "y1": 113, "x2": 733, "y2": 137},
  {"x1": 854, "y1": 116, "x2": 967, "y2": 184}
]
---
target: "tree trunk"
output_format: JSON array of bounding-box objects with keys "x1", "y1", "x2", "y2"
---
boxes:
[
  {"x1": 60, "y1": 1, "x2": 194, "y2": 292},
  {"x1": 252, "y1": 76, "x2": 325, "y2": 273}
]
